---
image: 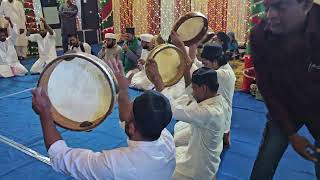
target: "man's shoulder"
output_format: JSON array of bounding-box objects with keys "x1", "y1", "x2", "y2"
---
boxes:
[
  {"x1": 83, "y1": 42, "x2": 91, "y2": 47},
  {"x1": 115, "y1": 46, "x2": 122, "y2": 54},
  {"x1": 116, "y1": 44, "x2": 122, "y2": 50},
  {"x1": 217, "y1": 64, "x2": 235, "y2": 77}
]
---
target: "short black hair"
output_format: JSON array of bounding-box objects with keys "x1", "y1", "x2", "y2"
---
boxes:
[
  {"x1": 68, "y1": 34, "x2": 78, "y2": 39},
  {"x1": 192, "y1": 67, "x2": 219, "y2": 92},
  {"x1": 214, "y1": 55, "x2": 228, "y2": 67},
  {"x1": 0, "y1": 28, "x2": 7, "y2": 34},
  {"x1": 132, "y1": 90, "x2": 172, "y2": 140},
  {"x1": 201, "y1": 44, "x2": 228, "y2": 66},
  {"x1": 216, "y1": 32, "x2": 230, "y2": 52}
]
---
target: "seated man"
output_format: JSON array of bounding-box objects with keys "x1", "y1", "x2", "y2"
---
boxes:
[
  {"x1": 27, "y1": 17, "x2": 57, "y2": 74},
  {"x1": 227, "y1": 32, "x2": 240, "y2": 59},
  {"x1": 147, "y1": 39, "x2": 229, "y2": 179},
  {"x1": 120, "y1": 27, "x2": 142, "y2": 74},
  {"x1": 68, "y1": 34, "x2": 91, "y2": 54},
  {"x1": 200, "y1": 44, "x2": 236, "y2": 148},
  {"x1": 98, "y1": 33, "x2": 122, "y2": 63},
  {"x1": 129, "y1": 33, "x2": 193, "y2": 100},
  {"x1": 0, "y1": 17, "x2": 28, "y2": 77},
  {"x1": 181, "y1": 40, "x2": 236, "y2": 148},
  {"x1": 31, "y1": 59, "x2": 175, "y2": 180},
  {"x1": 128, "y1": 33, "x2": 155, "y2": 89}
]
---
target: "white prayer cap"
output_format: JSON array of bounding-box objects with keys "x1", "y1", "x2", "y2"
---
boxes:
[
  {"x1": 0, "y1": 16, "x2": 9, "y2": 29},
  {"x1": 140, "y1": 34, "x2": 154, "y2": 43},
  {"x1": 315, "y1": 0, "x2": 320, "y2": 5},
  {"x1": 105, "y1": 33, "x2": 116, "y2": 40}
]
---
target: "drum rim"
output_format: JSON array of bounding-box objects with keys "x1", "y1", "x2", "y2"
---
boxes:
[
  {"x1": 172, "y1": 12, "x2": 209, "y2": 46},
  {"x1": 38, "y1": 53, "x2": 117, "y2": 131},
  {"x1": 146, "y1": 44, "x2": 186, "y2": 87}
]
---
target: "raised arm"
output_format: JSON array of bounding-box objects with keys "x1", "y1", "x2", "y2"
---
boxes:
[
  {"x1": 107, "y1": 59, "x2": 132, "y2": 123},
  {"x1": 32, "y1": 88, "x2": 114, "y2": 179},
  {"x1": 5, "y1": 17, "x2": 18, "y2": 43},
  {"x1": 41, "y1": 17, "x2": 54, "y2": 35},
  {"x1": 170, "y1": 31, "x2": 193, "y2": 87},
  {"x1": 32, "y1": 88, "x2": 62, "y2": 150}
]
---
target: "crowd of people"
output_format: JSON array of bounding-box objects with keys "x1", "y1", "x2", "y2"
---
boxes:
[
  {"x1": 0, "y1": 0, "x2": 87, "y2": 77},
  {"x1": 1, "y1": 0, "x2": 319, "y2": 179}
]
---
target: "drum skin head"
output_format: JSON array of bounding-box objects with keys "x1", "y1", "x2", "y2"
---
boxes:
[
  {"x1": 38, "y1": 53, "x2": 117, "y2": 131},
  {"x1": 172, "y1": 12, "x2": 208, "y2": 46},
  {"x1": 146, "y1": 44, "x2": 186, "y2": 87}
]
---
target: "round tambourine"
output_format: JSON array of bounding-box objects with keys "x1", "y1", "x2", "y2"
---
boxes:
[
  {"x1": 38, "y1": 53, "x2": 118, "y2": 131},
  {"x1": 146, "y1": 44, "x2": 186, "y2": 87},
  {"x1": 172, "y1": 12, "x2": 208, "y2": 46}
]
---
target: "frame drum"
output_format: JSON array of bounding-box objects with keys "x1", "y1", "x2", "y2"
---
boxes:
[
  {"x1": 146, "y1": 44, "x2": 185, "y2": 87},
  {"x1": 38, "y1": 53, "x2": 117, "y2": 131},
  {"x1": 172, "y1": 12, "x2": 208, "y2": 46}
]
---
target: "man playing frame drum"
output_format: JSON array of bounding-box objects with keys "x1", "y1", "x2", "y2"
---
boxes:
[
  {"x1": 27, "y1": 17, "x2": 57, "y2": 74},
  {"x1": 195, "y1": 44, "x2": 236, "y2": 148},
  {"x1": 147, "y1": 32, "x2": 229, "y2": 180},
  {"x1": 0, "y1": 16, "x2": 28, "y2": 77},
  {"x1": 127, "y1": 33, "x2": 155, "y2": 89},
  {"x1": 32, "y1": 60, "x2": 176, "y2": 180}
]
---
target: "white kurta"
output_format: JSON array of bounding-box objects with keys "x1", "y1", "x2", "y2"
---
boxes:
[
  {"x1": 129, "y1": 46, "x2": 192, "y2": 91},
  {"x1": 140, "y1": 49, "x2": 149, "y2": 60},
  {"x1": 0, "y1": 0, "x2": 28, "y2": 47},
  {"x1": 97, "y1": 45, "x2": 122, "y2": 62},
  {"x1": 0, "y1": 25, "x2": 28, "y2": 77},
  {"x1": 70, "y1": 42, "x2": 92, "y2": 54},
  {"x1": 191, "y1": 59, "x2": 236, "y2": 132},
  {"x1": 130, "y1": 69, "x2": 153, "y2": 90},
  {"x1": 28, "y1": 32, "x2": 57, "y2": 73},
  {"x1": 48, "y1": 129, "x2": 176, "y2": 180},
  {"x1": 131, "y1": 71, "x2": 186, "y2": 99},
  {"x1": 216, "y1": 63, "x2": 236, "y2": 132},
  {"x1": 125, "y1": 49, "x2": 150, "y2": 79},
  {"x1": 162, "y1": 86, "x2": 229, "y2": 180}
]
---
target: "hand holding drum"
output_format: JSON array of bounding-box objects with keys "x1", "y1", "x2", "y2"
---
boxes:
[
  {"x1": 145, "y1": 12, "x2": 208, "y2": 87},
  {"x1": 170, "y1": 12, "x2": 208, "y2": 47},
  {"x1": 37, "y1": 53, "x2": 118, "y2": 131}
]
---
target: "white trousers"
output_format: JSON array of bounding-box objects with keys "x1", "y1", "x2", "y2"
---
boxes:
[
  {"x1": 15, "y1": 46, "x2": 28, "y2": 57},
  {"x1": 0, "y1": 62, "x2": 28, "y2": 77}
]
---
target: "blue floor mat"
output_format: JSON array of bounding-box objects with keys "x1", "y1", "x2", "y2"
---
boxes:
[{"x1": 0, "y1": 55, "x2": 316, "y2": 180}]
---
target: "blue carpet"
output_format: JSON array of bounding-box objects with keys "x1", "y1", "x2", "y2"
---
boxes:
[{"x1": 0, "y1": 53, "x2": 316, "y2": 180}]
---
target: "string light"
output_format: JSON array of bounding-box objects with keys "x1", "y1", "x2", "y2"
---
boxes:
[
  {"x1": 110, "y1": 0, "x2": 253, "y2": 43},
  {"x1": 208, "y1": 0, "x2": 227, "y2": 32},
  {"x1": 132, "y1": 0, "x2": 148, "y2": 35},
  {"x1": 120, "y1": 0, "x2": 133, "y2": 32},
  {"x1": 226, "y1": 0, "x2": 249, "y2": 44},
  {"x1": 174, "y1": 0, "x2": 191, "y2": 20},
  {"x1": 191, "y1": 0, "x2": 208, "y2": 16},
  {"x1": 112, "y1": 0, "x2": 121, "y2": 34},
  {"x1": 147, "y1": 0, "x2": 161, "y2": 35},
  {"x1": 113, "y1": 0, "x2": 161, "y2": 35}
]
